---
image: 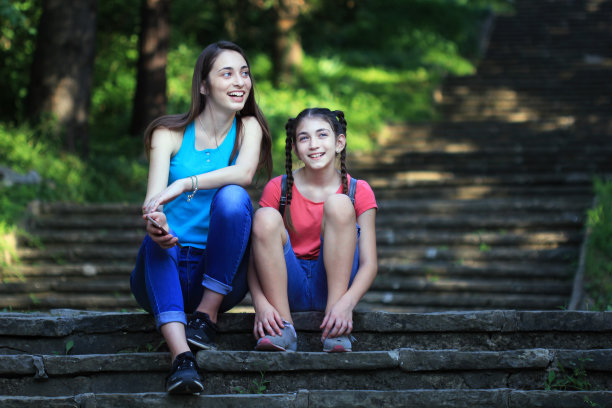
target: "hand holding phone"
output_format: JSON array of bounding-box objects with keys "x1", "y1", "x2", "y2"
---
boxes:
[{"x1": 146, "y1": 215, "x2": 182, "y2": 248}]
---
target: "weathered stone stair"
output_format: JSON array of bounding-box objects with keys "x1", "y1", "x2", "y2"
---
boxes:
[
  {"x1": 3, "y1": 1, "x2": 612, "y2": 405},
  {"x1": 4, "y1": 0, "x2": 612, "y2": 313},
  {"x1": 349, "y1": 119, "x2": 611, "y2": 312},
  {"x1": 1, "y1": 310, "x2": 612, "y2": 406}
]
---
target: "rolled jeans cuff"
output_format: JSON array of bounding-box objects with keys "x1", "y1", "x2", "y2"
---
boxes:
[
  {"x1": 156, "y1": 310, "x2": 187, "y2": 330},
  {"x1": 202, "y1": 274, "x2": 232, "y2": 296}
]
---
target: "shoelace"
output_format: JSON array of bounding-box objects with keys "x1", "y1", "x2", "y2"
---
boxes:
[
  {"x1": 177, "y1": 356, "x2": 196, "y2": 371},
  {"x1": 190, "y1": 314, "x2": 218, "y2": 330}
]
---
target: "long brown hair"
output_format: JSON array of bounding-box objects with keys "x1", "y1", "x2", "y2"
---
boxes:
[
  {"x1": 283, "y1": 108, "x2": 348, "y2": 230},
  {"x1": 143, "y1": 41, "x2": 272, "y2": 178}
]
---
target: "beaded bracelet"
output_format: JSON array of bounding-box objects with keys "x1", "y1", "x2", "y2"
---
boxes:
[{"x1": 186, "y1": 175, "x2": 198, "y2": 202}]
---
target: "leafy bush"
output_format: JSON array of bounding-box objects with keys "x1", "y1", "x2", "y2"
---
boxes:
[
  {"x1": 584, "y1": 178, "x2": 612, "y2": 311},
  {"x1": 0, "y1": 123, "x2": 147, "y2": 229}
]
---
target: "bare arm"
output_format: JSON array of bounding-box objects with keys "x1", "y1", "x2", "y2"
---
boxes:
[
  {"x1": 142, "y1": 127, "x2": 182, "y2": 247},
  {"x1": 143, "y1": 116, "x2": 263, "y2": 213},
  {"x1": 340, "y1": 208, "x2": 378, "y2": 308}
]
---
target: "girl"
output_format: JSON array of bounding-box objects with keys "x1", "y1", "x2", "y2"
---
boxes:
[
  {"x1": 130, "y1": 41, "x2": 272, "y2": 394},
  {"x1": 248, "y1": 108, "x2": 377, "y2": 353}
]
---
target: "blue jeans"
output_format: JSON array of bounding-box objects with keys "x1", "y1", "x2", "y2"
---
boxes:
[
  {"x1": 130, "y1": 185, "x2": 252, "y2": 328},
  {"x1": 285, "y1": 225, "x2": 360, "y2": 312}
]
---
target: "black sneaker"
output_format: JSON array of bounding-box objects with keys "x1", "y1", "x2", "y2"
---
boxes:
[
  {"x1": 165, "y1": 351, "x2": 204, "y2": 394},
  {"x1": 186, "y1": 311, "x2": 218, "y2": 350}
]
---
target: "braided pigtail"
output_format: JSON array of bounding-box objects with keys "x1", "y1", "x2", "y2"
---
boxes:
[
  {"x1": 284, "y1": 118, "x2": 296, "y2": 231},
  {"x1": 334, "y1": 110, "x2": 349, "y2": 194}
]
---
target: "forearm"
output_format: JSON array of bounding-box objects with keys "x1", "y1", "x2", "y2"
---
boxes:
[
  {"x1": 247, "y1": 258, "x2": 268, "y2": 311},
  {"x1": 342, "y1": 263, "x2": 378, "y2": 309},
  {"x1": 190, "y1": 163, "x2": 255, "y2": 191}
]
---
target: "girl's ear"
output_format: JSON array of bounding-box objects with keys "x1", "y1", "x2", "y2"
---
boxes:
[
  {"x1": 200, "y1": 81, "x2": 208, "y2": 95},
  {"x1": 293, "y1": 144, "x2": 300, "y2": 161},
  {"x1": 335, "y1": 133, "x2": 347, "y2": 153}
]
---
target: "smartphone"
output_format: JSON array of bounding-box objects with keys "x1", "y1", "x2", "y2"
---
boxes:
[{"x1": 146, "y1": 215, "x2": 182, "y2": 248}]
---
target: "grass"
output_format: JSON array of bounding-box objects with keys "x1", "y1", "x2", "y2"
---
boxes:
[{"x1": 545, "y1": 358, "x2": 593, "y2": 391}]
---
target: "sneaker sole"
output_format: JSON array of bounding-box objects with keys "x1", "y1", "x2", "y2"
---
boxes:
[
  {"x1": 187, "y1": 337, "x2": 217, "y2": 351},
  {"x1": 255, "y1": 337, "x2": 291, "y2": 352},
  {"x1": 167, "y1": 379, "x2": 204, "y2": 394}
]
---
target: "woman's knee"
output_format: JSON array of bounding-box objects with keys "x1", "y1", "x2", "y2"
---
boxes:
[
  {"x1": 323, "y1": 194, "x2": 355, "y2": 225},
  {"x1": 212, "y1": 185, "x2": 253, "y2": 218},
  {"x1": 252, "y1": 207, "x2": 284, "y2": 239}
]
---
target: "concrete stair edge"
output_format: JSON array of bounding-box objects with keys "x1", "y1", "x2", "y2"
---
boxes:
[{"x1": 2, "y1": 389, "x2": 612, "y2": 408}]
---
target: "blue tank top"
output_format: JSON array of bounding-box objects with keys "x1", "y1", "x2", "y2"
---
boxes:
[{"x1": 164, "y1": 118, "x2": 237, "y2": 249}]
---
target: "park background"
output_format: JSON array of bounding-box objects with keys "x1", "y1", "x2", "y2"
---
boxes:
[{"x1": 1, "y1": 0, "x2": 611, "y2": 310}]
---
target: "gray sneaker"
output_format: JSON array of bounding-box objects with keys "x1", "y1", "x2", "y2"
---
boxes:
[
  {"x1": 322, "y1": 335, "x2": 355, "y2": 352},
  {"x1": 255, "y1": 320, "x2": 298, "y2": 352}
]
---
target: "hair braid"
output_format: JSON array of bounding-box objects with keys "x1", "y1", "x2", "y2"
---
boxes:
[
  {"x1": 340, "y1": 149, "x2": 348, "y2": 194},
  {"x1": 334, "y1": 110, "x2": 349, "y2": 194},
  {"x1": 284, "y1": 118, "x2": 296, "y2": 230}
]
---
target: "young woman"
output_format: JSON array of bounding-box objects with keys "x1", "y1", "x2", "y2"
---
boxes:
[
  {"x1": 248, "y1": 108, "x2": 377, "y2": 353},
  {"x1": 130, "y1": 41, "x2": 272, "y2": 394}
]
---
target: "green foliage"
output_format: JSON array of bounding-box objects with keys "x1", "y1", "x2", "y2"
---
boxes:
[
  {"x1": 0, "y1": 0, "x2": 506, "y2": 206},
  {"x1": 545, "y1": 358, "x2": 592, "y2": 391},
  {"x1": 0, "y1": 0, "x2": 40, "y2": 122},
  {"x1": 584, "y1": 178, "x2": 612, "y2": 311},
  {"x1": 0, "y1": 123, "x2": 146, "y2": 237},
  {"x1": 300, "y1": 0, "x2": 495, "y2": 68},
  {"x1": 233, "y1": 371, "x2": 270, "y2": 394},
  {"x1": 65, "y1": 339, "x2": 74, "y2": 355}
]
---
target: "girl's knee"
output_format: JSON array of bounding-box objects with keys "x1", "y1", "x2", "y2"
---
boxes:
[
  {"x1": 323, "y1": 194, "x2": 355, "y2": 225},
  {"x1": 253, "y1": 207, "x2": 284, "y2": 238}
]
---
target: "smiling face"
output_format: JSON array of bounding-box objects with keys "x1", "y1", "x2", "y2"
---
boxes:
[
  {"x1": 202, "y1": 50, "x2": 252, "y2": 113},
  {"x1": 294, "y1": 116, "x2": 346, "y2": 171}
]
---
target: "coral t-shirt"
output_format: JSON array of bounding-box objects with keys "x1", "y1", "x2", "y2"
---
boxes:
[{"x1": 259, "y1": 174, "x2": 377, "y2": 259}]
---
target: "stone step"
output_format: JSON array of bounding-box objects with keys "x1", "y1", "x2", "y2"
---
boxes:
[
  {"x1": 355, "y1": 158, "x2": 611, "y2": 173},
  {"x1": 0, "y1": 275, "x2": 572, "y2": 308},
  {"x1": 0, "y1": 293, "x2": 137, "y2": 311},
  {"x1": 375, "y1": 214, "x2": 583, "y2": 230},
  {"x1": 361, "y1": 291, "x2": 569, "y2": 311},
  {"x1": 356, "y1": 141, "x2": 611, "y2": 156},
  {"x1": 2, "y1": 389, "x2": 612, "y2": 408},
  {"x1": 370, "y1": 276, "x2": 571, "y2": 295},
  {"x1": 3, "y1": 262, "x2": 134, "y2": 278},
  {"x1": 364, "y1": 173, "x2": 596, "y2": 190},
  {"x1": 21, "y1": 224, "x2": 582, "y2": 249},
  {"x1": 378, "y1": 245, "x2": 577, "y2": 262},
  {"x1": 1, "y1": 310, "x2": 612, "y2": 402},
  {"x1": 13, "y1": 242, "x2": 579, "y2": 264},
  {"x1": 6, "y1": 259, "x2": 574, "y2": 281},
  {"x1": 377, "y1": 260, "x2": 573, "y2": 280},
  {"x1": 377, "y1": 198, "x2": 590, "y2": 214},
  {"x1": 1, "y1": 348, "x2": 611, "y2": 396},
  {"x1": 3, "y1": 310, "x2": 611, "y2": 354},
  {"x1": 377, "y1": 120, "x2": 608, "y2": 137},
  {"x1": 376, "y1": 229, "x2": 581, "y2": 247}
]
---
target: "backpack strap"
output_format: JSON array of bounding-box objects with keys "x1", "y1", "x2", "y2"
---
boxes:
[
  {"x1": 279, "y1": 174, "x2": 287, "y2": 217},
  {"x1": 348, "y1": 177, "x2": 358, "y2": 206}
]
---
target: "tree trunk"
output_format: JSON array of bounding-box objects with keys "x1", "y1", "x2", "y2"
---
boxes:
[
  {"x1": 273, "y1": 0, "x2": 304, "y2": 86},
  {"x1": 130, "y1": 0, "x2": 171, "y2": 136},
  {"x1": 26, "y1": 0, "x2": 98, "y2": 157}
]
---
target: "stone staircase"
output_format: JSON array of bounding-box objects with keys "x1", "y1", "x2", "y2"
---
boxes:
[
  {"x1": 4, "y1": 0, "x2": 612, "y2": 313},
  {"x1": 1, "y1": 309, "x2": 612, "y2": 406},
  {"x1": 2, "y1": 0, "x2": 612, "y2": 406}
]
